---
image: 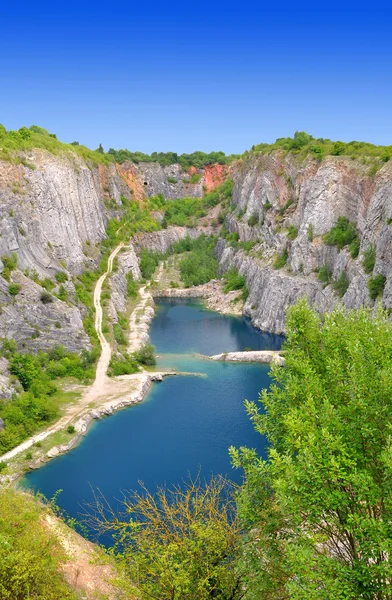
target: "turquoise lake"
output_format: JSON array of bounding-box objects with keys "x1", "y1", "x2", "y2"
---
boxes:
[{"x1": 23, "y1": 299, "x2": 283, "y2": 528}]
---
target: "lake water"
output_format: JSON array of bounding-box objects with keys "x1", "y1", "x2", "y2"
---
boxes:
[{"x1": 23, "y1": 299, "x2": 283, "y2": 530}]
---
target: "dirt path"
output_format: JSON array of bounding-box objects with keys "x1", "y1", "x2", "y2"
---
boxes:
[
  {"x1": 0, "y1": 243, "x2": 131, "y2": 463},
  {"x1": 88, "y1": 242, "x2": 124, "y2": 396}
]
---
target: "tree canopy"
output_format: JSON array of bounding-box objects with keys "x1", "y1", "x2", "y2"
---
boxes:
[{"x1": 231, "y1": 299, "x2": 392, "y2": 599}]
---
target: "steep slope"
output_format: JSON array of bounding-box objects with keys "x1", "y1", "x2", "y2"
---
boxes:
[{"x1": 218, "y1": 152, "x2": 392, "y2": 332}]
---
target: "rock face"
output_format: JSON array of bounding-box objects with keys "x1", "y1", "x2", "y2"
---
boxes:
[
  {"x1": 0, "y1": 150, "x2": 137, "y2": 351},
  {"x1": 218, "y1": 153, "x2": 392, "y2": 333}
]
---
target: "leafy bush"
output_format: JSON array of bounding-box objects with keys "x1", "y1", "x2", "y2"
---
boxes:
[
  {"x1": 264, "y1": 201, "x2": 272, "y2": 211},
  {"x1": 0, "y1": 489, "x2": 77, "y2": 599},
  {"x1": 279, "y1": 198, "x2": 295, "y2": 215},
  {"x1": 273, "y1": 249, "x2": 288, "y2": 269},
  {"x1": 318, "y1": 265, "x2": 333, "y2": 283},
  {"x1": 8, "y1": 283, "x2": 20, "y2": 296},
  {"x1": 139, "y1": 249, "x2": 163, "y2": 280},
  {"x1": 363, "y1": 245, "x2": 376, "y2": 274},
  {"x1": 126, "y1": 271, "x2": 138, "y2": 297},
  {"x1": 368, "y1": 274, "x2": 386, "y2": 300},
  {"x1": 108, "y1": 354, "x2": 139, "y2": 377},
  {"x1": 333, "y1": 271, "x2": 349, "y2": 297},
  {"x1": 67, "y1": 424, "x2": 75, "y2": 434},
  {"x1": 167, "y1": 176, "x2": 177, "y2": 184},
  {"x1": 307, "y1": 223, "x2": 314, "y2": 241},
  {"x1": 287, "y1": 225, "x2": 298, "y2": 240},
  {"x1": 223, "y1": 268, "x2": 248, "y2": 301},
  {"x1": 247, "y1": 215, "x2": 258, "y2": 227},
  {"x1": 113, "y1": 324, "x2": 127, "y2": 346},
  {"x1": 1, "y1": 252, "x2": 17, "y2": 281},
  {"x1": 323, "y1": 217, "x2": 359, "y2": 251},
  {"x1": 134, "y1": 343, "x2": 156, "y2": 366},
  {"x1": 0, "y1": 344, "x2": 97, "y2": 453},
  {"x1": 175, "y1": 235, "x2": 218, "y2": 287},
  {"x1": 55, "y1": 271, "x2": 68, "y2": 283}
]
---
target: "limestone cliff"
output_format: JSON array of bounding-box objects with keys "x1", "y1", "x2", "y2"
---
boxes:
[{"x1": 218, "y1": 153, "x2": 392, "y2": 333}]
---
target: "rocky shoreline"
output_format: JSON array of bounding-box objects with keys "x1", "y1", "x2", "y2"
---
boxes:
[
  {"x1": 207, "y1": 350, "x2": 285, "y2": 366},
  {"x1": 152, "y1": 279, "x2": 244, "y2": 315}
]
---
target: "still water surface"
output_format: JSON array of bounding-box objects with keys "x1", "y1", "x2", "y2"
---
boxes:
[{"x1": 23, "y1": 299, "x2": 283, "y2": 525}]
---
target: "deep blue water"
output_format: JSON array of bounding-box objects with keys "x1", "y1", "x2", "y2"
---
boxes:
[{"x1": 23, "y1": 299, "x2": 283, "y2": 532}]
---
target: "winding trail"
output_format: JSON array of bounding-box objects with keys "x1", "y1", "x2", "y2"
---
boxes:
[
  {"x1": 89, "y1": 242, "x2": 124, "y2": 395},
  {"x1": 0, "y1": 243, "x2": 137, "y2": 464}
]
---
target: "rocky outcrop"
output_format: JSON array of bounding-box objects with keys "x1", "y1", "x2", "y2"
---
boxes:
[
  {"x1": 208, "y1": 350, "x2": 285, "y2": 366},
  {"x1": 218, "y1": 154, "x2": 392, "y2": 333},
  {"x1": 129, "y1": 162, "x2": 204, "y2": 199},
  {"x1": 108, "y1": 244, "x2": 141, "y2": 319}
]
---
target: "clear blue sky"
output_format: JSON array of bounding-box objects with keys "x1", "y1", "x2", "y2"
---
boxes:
[{"x1": 1, "y1": 1, "x2": 391, "y2": 154}]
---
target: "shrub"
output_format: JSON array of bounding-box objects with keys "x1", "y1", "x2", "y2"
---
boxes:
[
  {"x1": 108, "y1": 354, "x2": 139, "y2": 376},
  {"x1": 25, "y1": 451, "x2": 32, "y2": 460},
  {"x1": 8, "y1": 283, "x2": 20, "y2": 296},
  {"x1": 247, "y1": 215, "x2": 258, "y2": 227},
  {"x1": 40, "y1": 290, "x2": 53, "y2": 303},
  {"x1": 273, "y1": 249, "x2": 288, "y2": 269},
  {"x1": 55, "y1": 271, "x2": 68, "y2": 283},
  {"x1": 323, "y1": 217, "x2": 359, "y2": 251},
  {"x1": 0, "y1": 461, "x2": 6, "y2": 472},
  {"x1": 175, "y1": 235, "x2": 218, "y2": 287},
  {"x1": 363, "y1": 245, "x2": 376, "y2": 274},
  {"x1": 126, "y1": 271, "x2": 138, "y2": 297},
  {"x1": 113, "y1": 324, "x2": 127, "y2": 346},
  {"x1": 318, "y1": 265, "x2": 332, "y2": 283},
  {"x1": 368, "y1": 274, "x2": 386, "y2": 300},
  {"x1": 223, "y1": 268, "x2": 248, "y2": 301},
  {"x1": 67, "y1": 425, "x2": 75, "y2": 434},
  {"x1": 0, "y1": 489, "x2": 77, "y2": 599},
  {"x1": 333, "y1": 271, "x2": 349, "y2": 297},
  {"x1": 308, "y1": 223, "x2": 314, "y2": 241},
  {"x1": 134, "y1": 343, "x2": 156, "y2": 366},
  {"x1": 264, "y1": 201, "x2": 272, "y2": 211},
  {"x1": 1, "y1": 252, "x2": 17, "y2": 281},
  {"x1": 56, "y1": 284, "x2": 68, "y2": 302},
  {"x1": 167, "y1": 176, "x2": 177, "y2": 184},
  {"x1": 287, "y1": 225, "x2": 298, "y2": 240},
  {"x1": 139, "y1": 249, "x2": 162, "y2": 280},
  {"x1": 279, "y1": 198, "x2": 295, "y2": 216}
]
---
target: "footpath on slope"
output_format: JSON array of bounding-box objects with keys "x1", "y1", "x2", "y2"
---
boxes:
[{"x1": 0, "y1": 244, "x2": 168, "y2": 467}]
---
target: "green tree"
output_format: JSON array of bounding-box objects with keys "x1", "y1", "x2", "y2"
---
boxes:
[
  {"x1": 85, "y1": 475, "x2": 242, "y2": 600},
  {"x1": 231, "y1": 300, "x2": 392, "y2": 599}
]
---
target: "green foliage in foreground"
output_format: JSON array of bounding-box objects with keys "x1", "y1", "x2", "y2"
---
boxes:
[
  {"x1": 0, "y1": 489, "x2": 77, "y2": 599},
  {"x1": 175, "y1": 235, "x2": 219, "y2": 287},
  {"x1": 231, "y1": 300, "x2": 392, "y2": 599},
  {"x1": 139, "y1": 248, "x2": 163, "y2": 280},
  {"x1": 85, "y1": 476, "x2": 242, "y2": 600},
  {"x1": 0, "y1": 344, "x2": 97, "y2": 454},
  {"x1": 223, "y1": 267, "x2": 248, "y2": 300},
  {"x1": 323, "y1": 216, "x2": 360, "y2": 257}
]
